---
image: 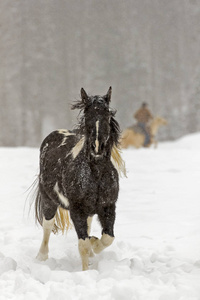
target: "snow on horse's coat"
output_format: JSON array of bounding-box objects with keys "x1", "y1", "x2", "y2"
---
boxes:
[{"x1": 34, "y1": 87, "x2": 126, "y2": 270}]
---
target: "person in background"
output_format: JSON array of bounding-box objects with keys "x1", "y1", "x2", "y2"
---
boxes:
[{"x1": 134, "y1": 102, "x2": 153, "y2": 147}]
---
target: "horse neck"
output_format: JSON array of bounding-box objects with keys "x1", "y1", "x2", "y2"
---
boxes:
[{"x1": 150, "y1": 118, "x2": 160, "y2": 135}]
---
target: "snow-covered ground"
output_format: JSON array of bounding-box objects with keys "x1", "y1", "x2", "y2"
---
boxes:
[{"x1": 0, "y1": 133, "x2": 200, "y2": 300}]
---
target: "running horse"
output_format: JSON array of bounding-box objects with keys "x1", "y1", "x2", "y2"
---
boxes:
[{"x1": 35, "y1": 87, "x2": 126, "y2": 271}]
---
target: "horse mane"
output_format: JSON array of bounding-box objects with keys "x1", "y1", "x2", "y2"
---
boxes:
[
  {"x1": 111, "y1": 146, "x2": 127, "y2": 177},
  {"x1": 109, "y1": 115, "x2": 126, "y2": 177},
  {"x1": 71, "y1": 100, "x2": 126, "y2": 177},
  {"x1": 71, "y1": 100, "x2": 120, "y2": 147}
]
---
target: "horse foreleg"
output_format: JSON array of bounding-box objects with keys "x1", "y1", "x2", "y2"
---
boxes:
[
  {"x1": 78, "y1": 238, "x2": 92, "y2": 270},
  {"x1": 87, "y1": 216, "x2": 93, "y2": 235},
  {"x1": 71, "y1": 212, "x2": 92, "y2": 271},
  {"x1": 87, "y1": 216, "x2": 94, "y2": 257},
  {"x1": 90, "y1": 234, "x2": 114, "y2": 254},
  {"x1": 90, "y1": 204, "x2": 115, "y2": 254},
  {"x1": 154, "y1": 139, "x2": 158, "y2": 148},
  {"x1": 36, "y1": 217, "x2": 55, "y2": 261}
]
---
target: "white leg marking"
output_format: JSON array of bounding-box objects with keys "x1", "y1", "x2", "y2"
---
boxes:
[
  {"x1": 78, "y1": 238, "x2": 91, "y2": 271},
  {"x1": 95, "y1": 120, "x2": 99, "y2": 153},
  {"x1": 36, "y1": 217, "x2": 55, "y2": 261},
  {"x1": 71, "y1": 136, "x2": 85, "y2": 159},
  {"x1": 87, "y1": 216, "x2": 93, "y2": 235},
  {"x1": 87, "y1": 217, "x2": 94, "y2": 257},
  {"x1": 90, "y1": 233, "x2": 114, "y2": 254},
  {"x1": 54, "y1": 182, "x2": 69, "y2": 208}
]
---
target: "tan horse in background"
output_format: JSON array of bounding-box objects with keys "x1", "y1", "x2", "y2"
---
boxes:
[{"x1": 120, "y1": 116, "x2": 167, "y2": 149}]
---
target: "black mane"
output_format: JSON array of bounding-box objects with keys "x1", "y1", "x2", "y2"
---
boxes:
[{"x1": 71, "y1": 99, "x2": 121, "y2": 148}]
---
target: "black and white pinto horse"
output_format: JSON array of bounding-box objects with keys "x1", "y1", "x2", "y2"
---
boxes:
[{"x1": 35, "y1": 87, "x2": 125, "y2": 271}]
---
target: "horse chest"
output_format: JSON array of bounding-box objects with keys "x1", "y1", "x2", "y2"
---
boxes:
[{"x1": 61, "y1": 159, "x2": 119, "y2": 211}]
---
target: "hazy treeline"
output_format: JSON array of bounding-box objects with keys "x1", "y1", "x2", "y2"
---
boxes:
[{"x1": 0, "y1": 0, "x2": 200, "y2": 146}]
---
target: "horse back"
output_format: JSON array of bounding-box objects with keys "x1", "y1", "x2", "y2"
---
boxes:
[
  {"x1": 40, "y1": 129, "x2": 78, "y2": 152},
  {"x1": 39, "y1": 130, "x2": 80, "y2": 183}
]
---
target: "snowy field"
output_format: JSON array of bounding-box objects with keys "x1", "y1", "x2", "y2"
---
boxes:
[{"x1": 0, "y1": 133, "x2": 200, "y2": 300}]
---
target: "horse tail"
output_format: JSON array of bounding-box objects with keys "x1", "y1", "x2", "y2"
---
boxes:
[
  {"x1": 35, "y1": 182, "x2": 43, "y2": 227},
  {"x1": 34, "y1": 178, "x2": 72, "y2": 234},
  {"x1": 53, "y1": 207, "x2": 72, "y2": 234}
]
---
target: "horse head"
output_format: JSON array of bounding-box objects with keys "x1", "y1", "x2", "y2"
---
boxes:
[
  {"x1": 72, "y1": 87, "x2": 118, "y2": 159},
  {"x1": 150, "y1": 116, "x2": 168, "y2": 136},
  {"x1": 154, "y1": 116, "x2": 167, "y2": 126}
]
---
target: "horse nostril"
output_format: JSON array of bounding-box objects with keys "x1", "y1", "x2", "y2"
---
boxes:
[{"x1": 100, "y1": 143, "x2": 104, "y2": 151}]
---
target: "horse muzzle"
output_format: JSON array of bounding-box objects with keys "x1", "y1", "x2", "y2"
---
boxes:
[{"x1": 91, "y1": 142, "x2": 106, "y2": 159}]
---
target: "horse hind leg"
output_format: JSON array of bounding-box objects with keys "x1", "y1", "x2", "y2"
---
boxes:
[
  {"x1": 70, "y1": 211, "x2": 92, "y2": 271},
  {"x1": 36, "y1": 192, "x2": 58, "y2": 261},
  {"x1": 36, "y1": 216, "x2": 55, "y2": 261}
]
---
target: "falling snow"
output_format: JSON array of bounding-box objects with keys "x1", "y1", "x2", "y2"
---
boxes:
[{"x1": 0, "y1": 133, "x2": 200, "y2": 299}]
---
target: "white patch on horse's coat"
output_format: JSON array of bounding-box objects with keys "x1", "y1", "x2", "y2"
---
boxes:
[
  {"x1": 57, "y1": 129, "x2": 75, "y2": 147},
  {"x1": 91, "y1": 153, "x2": 101, "y2": 158},
  {"x1": 87, "y1": 216, "x2": 93, "y2": 235},
  {"x1": 36, "y1": 217, "x2": 55, "y2": 261},
  {"x1": 90, "y1": 233, "x2": 114, "y2": 254},
  {"x1": 43, "y1": 143, "x2": 48, "y2": 151},
  {"x1": 54, "y1": 182, "x2": 69, "y2": 208},
  {"x1": 87, "y1": 216, "x2": 94, "y2": 257},
  {"x1": 58, "y1": 129, "x2": 75, "y2": 136},
  {"x1": 58, "y1": 137, "x2": 67, "y2": 147},
  {"x1": 71, "y1": 136, "x2": 85, "y2": 159},
  {"x1": 78, "y1": 238, "x2": 91, "y2": 271},
  {"x1": 95, "y1": 120, "x2": 100, "y2": 153}
]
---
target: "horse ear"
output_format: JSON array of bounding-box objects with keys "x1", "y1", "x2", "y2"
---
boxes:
[
  {"x1": 81, "y1": 88, "x2": 88, "y2": 104},
  {"x1": 105, "y1": 86, "x2": 112, "y2": 103}
]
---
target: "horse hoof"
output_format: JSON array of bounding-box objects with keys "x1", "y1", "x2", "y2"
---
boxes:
[
  {"x1": 90, "y1": 236, "x2": 101, "y2": 254},
  {"x1": 36, "y1": 252, "x2": 48, "y2": 261},
  {"x1": 89, "y1": 236, "x2": 98, "y2": 246},
  {"x1": 89, "y1": 249, "x2": 94, "y2": 257},
  {"x1": 89, "y1": 236, "x2": 98, "y2": 240}
]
